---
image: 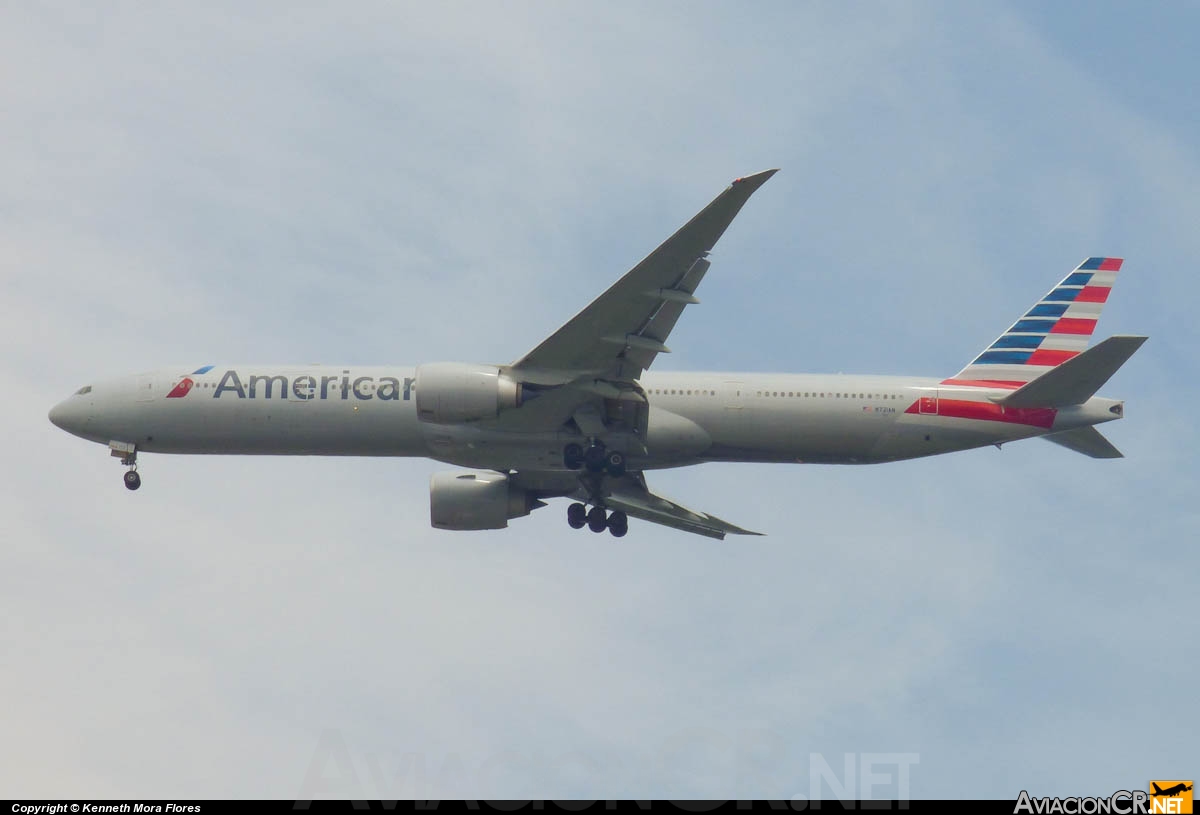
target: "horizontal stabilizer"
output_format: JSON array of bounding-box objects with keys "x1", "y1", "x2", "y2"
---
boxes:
[
  {"x1": 1043, "y1": 426, "x2": 1123, "y2": 459},
  {"x1": 1000, "y1": 335, "x2": 1147, "y2": 408}
]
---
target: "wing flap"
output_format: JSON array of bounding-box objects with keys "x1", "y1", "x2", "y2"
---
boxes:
[{"x1": 605, "y1": 475, "x2": 763, "y2": 540}]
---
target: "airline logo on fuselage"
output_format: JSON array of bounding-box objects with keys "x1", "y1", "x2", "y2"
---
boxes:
[
  {"x1": 166, "y1": 378, "x2": 195, "y2": 398},
  {"x1": 171, "y1": 369, "x2": 415, "y2": 401}
]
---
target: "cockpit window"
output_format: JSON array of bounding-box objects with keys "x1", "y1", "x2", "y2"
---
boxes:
[{"x1": 75, "y1": 385, "x2": 92, "y2": 395}]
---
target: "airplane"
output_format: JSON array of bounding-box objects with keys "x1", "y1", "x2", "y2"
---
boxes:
[
  {"x1": 1152, "y1": 783, "x2": 1193, "y2": 797},
  {"x1": 48, "y1": 169, "x2": 1147, "y2": 539}
]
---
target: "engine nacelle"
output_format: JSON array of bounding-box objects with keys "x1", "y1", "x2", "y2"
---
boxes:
[
  {"x1": 414, "y1": 362, "x2": 522, "y2": 424},
  {"x1": 429, "y1": 470, "x2": 536, "y2": 531}
]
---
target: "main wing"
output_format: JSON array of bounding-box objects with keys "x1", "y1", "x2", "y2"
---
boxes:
[
  {"x1": 511, "y1": 169, "x2": 777, "y2": 384},
  {"x1": 495, "y1": 172, "x2": 777, "y2": 539},
  {"x1": 510, "y1": 470, "x2": 762, "y2": 540}
]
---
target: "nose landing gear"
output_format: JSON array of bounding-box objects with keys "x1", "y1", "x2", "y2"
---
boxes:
[{"x1": 110, "y1": 441, "x2": 141, "y2": 491}]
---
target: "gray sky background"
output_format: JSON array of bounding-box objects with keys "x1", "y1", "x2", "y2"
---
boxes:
[{"x1": 2, "y1": 0, "x2": 1196, "y2": 799}]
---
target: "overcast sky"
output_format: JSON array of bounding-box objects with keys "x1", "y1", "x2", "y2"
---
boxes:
[{"x1": 2, "y1": 0, "x2": 1197, "y2": 800}]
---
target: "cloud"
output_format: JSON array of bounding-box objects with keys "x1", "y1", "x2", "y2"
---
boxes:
[{"x1": 2, "y1": 0, "x2": 1196, "y2": 799}]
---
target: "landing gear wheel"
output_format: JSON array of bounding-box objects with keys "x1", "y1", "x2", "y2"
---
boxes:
[
  {"x1": 583, "y1": 443, "x2": 608, "y2": 473},
  {"x1": 607, "y1": 510, "x2": 628, "y2": 538},
  {"x1": 563, "y1": 443, "x2": 584, "y2": 471},
  {"x1": 567, "y1": 502, "x2": 587, "y2": 529},
  {"x1": 604, "y1": 450, "x2": 626, "y2": 478},
  {"x1": 123, "y1": 470, "x2": 141, "y2": 491},
  {"x1": 587, "y1": 506, "x2": 608, "y2": 533}
]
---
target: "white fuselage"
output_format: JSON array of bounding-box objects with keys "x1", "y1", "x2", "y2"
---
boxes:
[{"x1": 49, "y1": 365, "x2": 1123, "y2": 471}]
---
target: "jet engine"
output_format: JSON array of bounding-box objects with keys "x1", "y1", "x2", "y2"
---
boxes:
[
  {"x1": 429, "y1": 470, "x2": 541, "y2": 531},
  {"x1": 414, "y1": 362, "x2": 523, "y2": 424}
]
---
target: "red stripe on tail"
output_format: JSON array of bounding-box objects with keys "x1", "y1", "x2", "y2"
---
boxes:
[
  {"x1": 1050, "y1": 318, "x2": 1097, "y2": 335},
  {"x1": 1026, "y1": 348, "x2": 1079, "y2": 366},
  {"x1": 1075, "y1": 285, "x2": 1111, "y2": 303}
]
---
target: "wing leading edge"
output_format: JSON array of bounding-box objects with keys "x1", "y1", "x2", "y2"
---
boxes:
[{"x1": 512, "y1": 169, "x2": 778, "y2": 383}]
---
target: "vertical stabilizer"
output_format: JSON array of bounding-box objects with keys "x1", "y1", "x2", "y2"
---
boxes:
[{"x1": 945, "y1": 257, "x2": 1123, "y2": 388}]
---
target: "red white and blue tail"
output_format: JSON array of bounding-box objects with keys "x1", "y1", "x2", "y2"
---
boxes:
[{"x1": 944, "y1": 257, "x2": 1123, "y2": 388}]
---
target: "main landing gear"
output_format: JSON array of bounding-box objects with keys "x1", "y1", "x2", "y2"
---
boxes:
[
  {"x1": 563, "y1": 439, "x2": 629, "y2": 535},
  {"x1": 566, "y1": 502, "x2": 628, "y2": 538},
  {"x1": 563, "y1": 440, "x2": 626, "y2": 477}
]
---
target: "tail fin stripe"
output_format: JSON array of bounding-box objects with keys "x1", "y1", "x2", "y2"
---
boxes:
[
  {"x1": 1076, "y1": 285, "x2": 1111, "y2": 303},
  {"x1": 1039, "y1": 335, "x2": 1089, "y2": 351},
  {"x1": 1012, "y1": 318, "x2": 1057, "y2": 333},
  {"x1": 992, "y1": 335, "x2": 1044, "y2": 349},
  {"x1": 1028, "y1": 349, "x2": 1079, "y2": 365},
  {"x1": 1061, "y1": 301, "x2": 1104, "y2": 318},
  {"x1": 976, "y1": 350, "x2": 1034, "y2": 364},
  {"x1": 1050, "y1": 318, "x2": 1097, "y2": 335},
  {"x1": 1079, "y1": 257, "x2": 1123, "y2": 271},
  {"x1": 1027, "y1": 303, "x2": 1069, "y2": 318},
  {"x1": 1062, "y1": 272, "x2": 1095, "y2": 286},
  {"x1": 1046, "y1": 287, "x2": 1083, "y2": 302},
  {"x1": 941, "y1": 378, "x2": 1025, "y2": 389}
]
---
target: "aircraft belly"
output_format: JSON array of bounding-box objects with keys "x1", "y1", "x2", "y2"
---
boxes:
[
  {"x1": 869, "y1": 414, "x2": 1046, "y2": 460},
  {"x1": 696, "y1": 402, "x2": 892, "y2": 464}
]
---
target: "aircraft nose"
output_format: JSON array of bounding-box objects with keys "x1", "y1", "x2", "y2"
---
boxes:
[
  {"x1": 48, "y1": 397, "x2": 88, "y2": 435},
  {"x1": 48, "y1": 400, "x2": 67, "y2": 429}
]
